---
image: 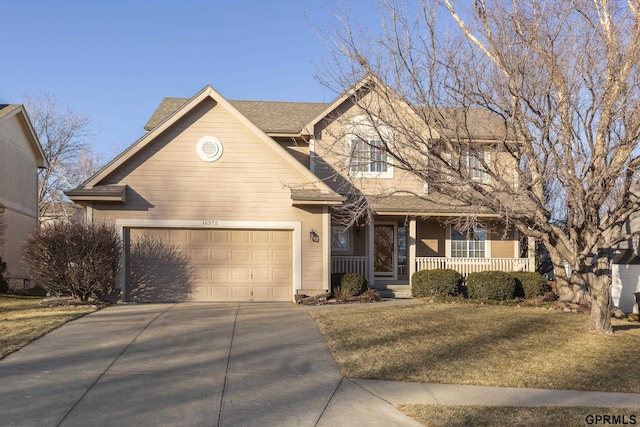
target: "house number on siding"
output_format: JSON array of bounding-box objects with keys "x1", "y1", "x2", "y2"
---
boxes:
[{"x1": 202, "y1": 220, "x2": 218, "y2": 226}]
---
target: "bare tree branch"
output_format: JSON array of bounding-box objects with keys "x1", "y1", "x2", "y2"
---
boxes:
[
  {"x1": 20, "y1": 92, "x2": 102, "y2": 222},
  {"x1": 318, "y1": 0, "x2": 640, "y2": 334}
]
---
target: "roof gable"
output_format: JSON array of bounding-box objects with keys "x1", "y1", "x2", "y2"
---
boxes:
[
  {"x1": 81, "y1": 85, "x2": 336, "y2": 196},
  {"x1": 0, "y1": 104, "x2": 48, "y2": 168}
]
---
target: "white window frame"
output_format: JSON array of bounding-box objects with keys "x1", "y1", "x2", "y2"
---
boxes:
[
  {"x1": 464, "y1": 147, "x2": 489, "y2": 181},
  {"x1": 347, "y1": 115, "x2": 394, "y2": 178},
  {"x1": 450, "y1": 226, "x2": 487, "y2": 258}
]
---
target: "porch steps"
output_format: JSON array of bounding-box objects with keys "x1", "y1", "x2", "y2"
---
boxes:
[{"x1": 371, "y1": 285, "x2": 413, "y2": 299}]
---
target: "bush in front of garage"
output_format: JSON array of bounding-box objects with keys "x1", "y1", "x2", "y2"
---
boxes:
[
  {"x1": 411, "y1": 269, "x2": 463, "y2": 298},
  {"x1": 22, "y1": 221, "x2": 121, "y2": 302}
]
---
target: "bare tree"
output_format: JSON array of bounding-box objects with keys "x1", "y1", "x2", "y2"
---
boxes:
[
  {"x1": 21, "y1": 93, "x2": 101, "y2": 222},
  {"x1": 319, "y1": 0, "x2": 640, "y2": 334}
]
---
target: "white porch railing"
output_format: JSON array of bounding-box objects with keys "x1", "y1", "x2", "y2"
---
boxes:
[
  {"x1": 416, "y1": 257, "x2": 532, "y2": 278},
  {"x1": 331, "y1": 256, "x2": 369, "y2": 278}
]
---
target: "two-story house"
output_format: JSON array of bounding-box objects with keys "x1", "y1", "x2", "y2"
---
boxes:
[
  {"x1": 0, "y1": 104, "x2": 47, "y2": 289},
  {"x1": 67, "y1": 77, "x2": 534, "y2": 302}
]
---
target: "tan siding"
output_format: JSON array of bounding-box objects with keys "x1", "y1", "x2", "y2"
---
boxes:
[
  {"x1": 0, "y1": 115, "x2": 39, "y2": 282},
  {"x1": 313, "y1": 91, "x2": 426, "y2": 196},
  {"x1": 417, "y1": 219, "x2": 445, "y2": 257},
  {"x1": 92, "y1": 98, "x2": 326, "y2": 293},
  {"x1": 490, "y1": 223, "x2": 516, "y2": 258}
]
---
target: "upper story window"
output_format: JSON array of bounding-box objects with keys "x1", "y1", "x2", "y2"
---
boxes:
[
  {"x1": 349, "y1": 138, "x2": 388, "y2": 173},
  {"x1": 451, "y1": 226, "x2": 486, "y2": 258},
  {"x1": 465, "y1": 147, "x2": 488, "y2": 181},
  {"x1": 347, "y1": 116, "x2": 393, "y2": 178}
]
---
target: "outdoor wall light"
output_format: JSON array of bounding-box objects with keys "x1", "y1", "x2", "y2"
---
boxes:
[{"x1": 310, "y1": 229, "x2": 320, "y2": 242}]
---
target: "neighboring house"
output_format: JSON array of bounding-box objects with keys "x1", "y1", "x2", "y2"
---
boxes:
[
  {"x1": 612, "y1": 213, "x2": 640, "y2": 313},
  {"x1": 67, "y1": 78, "x2": 534, "y2": 303},
  {"x1": 40, "y1": 201, "x2": 84, "y2": 226},
  {"x1": 0, "y1": 104, "x2": 47, "y2": 289}
]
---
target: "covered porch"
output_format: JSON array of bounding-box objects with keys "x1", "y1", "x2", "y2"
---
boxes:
[{"x1": 330, "y1": 215, "x2": 535, "y2": 287}]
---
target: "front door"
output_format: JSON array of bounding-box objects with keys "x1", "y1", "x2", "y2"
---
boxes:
[{"x1": 374, "y1": 223, "x2": 396, "y2": 279}]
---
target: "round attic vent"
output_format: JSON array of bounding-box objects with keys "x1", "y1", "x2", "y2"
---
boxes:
[{"x1": 196, "y1": 136, "x2": 223, "y2": 162}]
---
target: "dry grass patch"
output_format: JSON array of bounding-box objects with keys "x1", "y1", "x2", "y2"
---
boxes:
[
  {"x1": 0, "y1": 295, "x2": 97, "y2": 359},
  {"x1": 310, "y1": 303, "x2": 640, "y2": 392},
  {"x1": 398, "y1": 404, "x2": 639, "y2": 427}
]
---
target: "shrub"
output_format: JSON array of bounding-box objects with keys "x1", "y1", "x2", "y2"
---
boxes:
[
  {"x1": 331, "y1": 272, "x2": 346, "y2": 291},
  {"x1": 511, "y1": 271, "x2": 551, "y2": 299},
  {"x1": 411, "y1": 269, "x2": 463, "y2": 298},
  {"x1": 0, "y1": 257, "x2": 7, "y2": 293},
  {"x1": 467, "y1": 271, "x2": 517, "y2": 301},
  {"x1": 339, "y1": 273, "x2": 367, "y2": 296},
  {"x1": 22, "y1": 221, "x2": 121, "y2": 302}
]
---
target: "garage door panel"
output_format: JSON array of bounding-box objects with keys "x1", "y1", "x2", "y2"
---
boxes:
[
  {"x1": 188, "y1": 230, "x2": 209, "y2": 243},
  {"x1": 252, "y1": 286, "x2": 272, "y2": 301},
  {"x1": 252, "y1": 249, "x2": 270, "y2": 262},
  {"x1": 211, "y1": 249, "x2": 229, "y2": 261},
  {"x1": 211, "y1": 231, "x2": 230, "y2": 243},
  {"x1": 190, "y1": 249, "x2": 209, "y2": 262},
  {"x1": 232, "y1": 249, "x2": 251, "y2": 262},
  {"x1": 232, "y1": 268, "x2": 251, "y2": 280},
  {"x1": 232, "y1": 231, "x2": 251, "y2": 243},
  {"x1": 272, "y1": 249, "x2": 291, "y2": 262},
  {"x1": 273, "y1": 232, "x2": 291, "y2": 244},
  {"x1": 232, "y1": 286, "x2": 251, "y2": 300},
  {"x1": 272, "y1": 268, "x2": 291, "y2": 281},
  {"x1": 170, "y1": 229, "x2": 189, "y2": 243},
  {"x1": 251, "y1": 231, "x2": 271, "y2": 243},
  {"x1": 251, "y1": 268, "x2": 270, "y2": 281},
  {"x1": 211, "y1": 268, "x2": 230, "y2": 280},
  {"x1": 127, "y1": 228, "x2": 293, "y2": 302}
]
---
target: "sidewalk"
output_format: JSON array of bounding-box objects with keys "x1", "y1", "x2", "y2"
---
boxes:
[{"x1": 351, "y1": 378, "x2": 640, "y2": 408}]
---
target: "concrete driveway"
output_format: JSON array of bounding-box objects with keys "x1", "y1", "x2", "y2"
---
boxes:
[{"x1": 0, "y1": 303, "x2": 422, "y2": 427}]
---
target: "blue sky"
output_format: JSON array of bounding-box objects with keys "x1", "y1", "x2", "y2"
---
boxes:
[{"x1": 1, "y1": 1, "x2": 376, "y2": 159}]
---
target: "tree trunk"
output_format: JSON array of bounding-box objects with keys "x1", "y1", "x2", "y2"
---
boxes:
[
  {"x1": 585, "y1": 279, "x2": 613, "y2": 334},
  {"x1": 548, "y1": 250, "x2": 590, "y2": 304},
  {"x1": 583, "y1": 254, "x2": 613, "y2": 335}
]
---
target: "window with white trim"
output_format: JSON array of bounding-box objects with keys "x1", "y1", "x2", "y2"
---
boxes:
[
  {"x1": 464, "y1": 147, "x2": 487, "y2": 180},
  {"x1": 331, "y1": 226, "x2": 350, "y2": 252},
  {"x1": 451, "y1": 227, "x2": 486, "y2": 258},
  {"x1": 349, "y1": 137, "x2": 388, "y2": 173},
  {"x1": 347, "y1": 116, "x2": 393, "y2": 178}
]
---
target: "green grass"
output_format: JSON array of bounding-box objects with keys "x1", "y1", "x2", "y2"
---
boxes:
[
  {"x1": 0, "y1": 295, "x2": 97, "y2": 359},
  {"x1": 310, "y1": 302, "x2": 640, "y2": 393},
  {"x1": 398, "y1": 404, "x2": 639, "y2": 427}
]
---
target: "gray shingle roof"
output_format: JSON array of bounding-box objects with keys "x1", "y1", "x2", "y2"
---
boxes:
[
  {"x1": 368, "y1": 195, "x2": 496, "y2": 215},
  {"x1": 144, "y1": 97, "x2": 328, "y2": 134},
  {"x1": 143, "y1": 95, "x2": 510, "y2": 140}
]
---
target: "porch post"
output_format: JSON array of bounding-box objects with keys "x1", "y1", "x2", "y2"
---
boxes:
[
  {"x1": 527, "y1": 236, "x2": 536, "y2": 272},
  {"x1": 368, "y1": 221, "x2": 375, "y2": 285},
  {"x1": 409, "y1": 217, "x2": 417, "y2": 280}
]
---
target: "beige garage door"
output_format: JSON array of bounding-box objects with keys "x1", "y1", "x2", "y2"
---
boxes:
[{"x1": 127, "y1": 228, "x2": 293, "y2": 302}]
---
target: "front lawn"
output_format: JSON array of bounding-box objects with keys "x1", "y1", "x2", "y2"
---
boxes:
[
  {"x1": 310, "y1": 302, "x2": 640, "y2": 393},
  {"x1": 398, "y1": 405, "x2": 639, "y2": 427},
  {"x1": 0, "y1": 295, "x2": 98, "y2": 359}
]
